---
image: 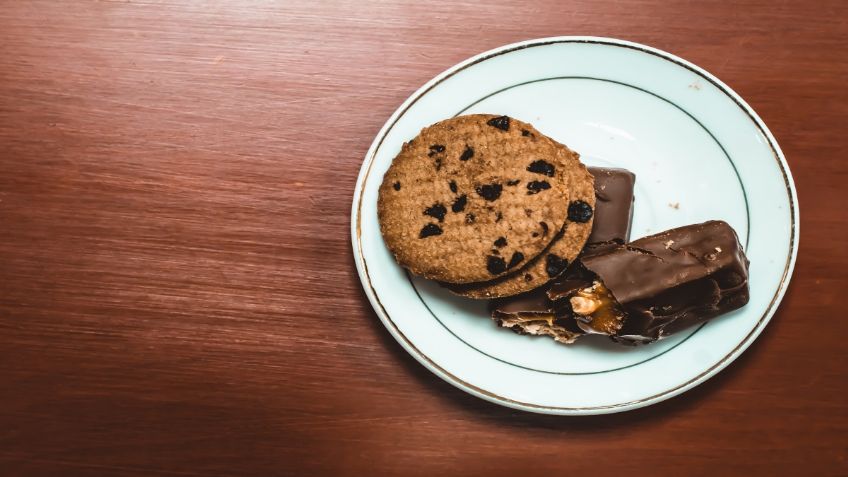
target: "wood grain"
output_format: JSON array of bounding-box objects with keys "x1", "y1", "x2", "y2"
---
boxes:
[{"x1": 1, "y1": 1, "x2": 846, "y2": 475}]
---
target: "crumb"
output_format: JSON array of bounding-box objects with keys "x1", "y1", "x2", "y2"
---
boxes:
[
  {"x1": 668, "y1": 202, "x2": 680, "y2": 209},
  {"x1": 664, "y1": 240, "x2": 674, "y2": 249},
  {"x1": 213, "y1": 55, "x2": 225, "y2": 65},
  {"x1": 689, "y1": 80, "x2": 702, "y2": 90},
  {"x1": 715, "y1": 246, "x2": 722, "y2": 252}
]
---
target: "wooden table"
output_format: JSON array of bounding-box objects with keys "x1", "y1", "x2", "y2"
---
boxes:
[{"x1": 1, "y1": 1, "x2": 846, "y2": 475}]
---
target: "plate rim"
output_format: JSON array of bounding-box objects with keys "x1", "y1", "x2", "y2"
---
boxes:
[{"x1": 350, "y1": 36, "x2": 799, "y2": 415}]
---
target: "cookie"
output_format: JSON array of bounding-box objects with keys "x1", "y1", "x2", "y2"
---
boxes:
[
  {"x1": 446, "y1": 147, "x2": 595, "y2": 298},
  {"x1": 378, "y1": 114, "x2": 579, "y2": 284}
]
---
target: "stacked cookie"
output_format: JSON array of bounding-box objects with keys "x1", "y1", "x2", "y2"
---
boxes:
[{"x1": 378, "y1": 114, "x2": 595, "y2": 298}]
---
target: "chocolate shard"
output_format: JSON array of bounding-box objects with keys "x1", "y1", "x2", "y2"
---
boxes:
[
  {"x1": 586, "y1": 167, "x2": 635, "y2": 245},
  {"x1": 489, "y1": 288, "x2": 583, "y2": 344},
  {"x1": 556, "y1": 220, "x2": 750, "y2": 344}
]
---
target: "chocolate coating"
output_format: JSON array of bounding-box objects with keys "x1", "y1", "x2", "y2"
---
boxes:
[
  {"x1": 577, "y1": 220, "x2": 750, "y2": 344},
  {"x1": 586, "y1": 167, "x2": 635, "y2": 244}
]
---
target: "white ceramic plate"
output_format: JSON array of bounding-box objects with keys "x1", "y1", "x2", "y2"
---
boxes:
[{"x1": 351, "y1": 37, "x2": 798, "y2": 415}]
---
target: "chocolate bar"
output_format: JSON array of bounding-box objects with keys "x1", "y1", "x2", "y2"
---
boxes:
[
  {"x1": 489, "y1": 166, "x2": 636, "y2": 342},
  {"x1": 549, "y1": 220, "x2": 750, "y2": 345},
  {"x1": 586, "y1": 167, "x2": 635, "y2": 244}
]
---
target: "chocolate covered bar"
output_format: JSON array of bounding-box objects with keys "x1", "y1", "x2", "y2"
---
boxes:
[
  {"x1": 586, "y1": 167, "x2": 635, "y2": 244},
  {"x1": 549, "y1": 220, "x2": 750, "y2": 345},
  {"x1": 489, "y1": 166, "x2": 636, "y2": 342},
  {"x1": 490, "y1": 289, "x2": 583, "y2": 344}
]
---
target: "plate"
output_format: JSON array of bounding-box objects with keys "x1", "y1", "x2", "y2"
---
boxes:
[{"x1": 351, "y1": 37, "x2": 798, "y2": 414}]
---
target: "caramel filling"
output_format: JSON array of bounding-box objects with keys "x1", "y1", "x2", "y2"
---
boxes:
[{"x1": 569, "y1": 281, "x2": 624, "y2": 334}]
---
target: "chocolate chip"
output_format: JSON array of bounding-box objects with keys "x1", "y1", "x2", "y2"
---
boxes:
[
  {"x1": 521, "y1": 129, "x2": 530, "y2": 136},
  {"x1": 540, "y1": 221, "x2": 549, "y2": 235},
  {"x1": 393, "y1": 181, "x2": 401, "y2": 191},
  {"x1": 449, "y1": 180, "x2": 457, "y2": 193},
  {"x1": 527, "y1": 180, "x2": 551, "y2": 195},
  {"x1": 486, "y1": 115, "x2": 510, "y2": 131},
  {"x1": 428, "y1": 144, "x2": 445, "y2": 157},
  {"x1": 423, "y1": 203, "x2": 447, "y2": 222},
  {"x1": 487, "y1": 255, "x2": 507, "y2": 275},
  {"x1": 419, "y1": 223, "x2": 442, "y2": 238},
  {"x1": 465, "y1": 213, "x2": 475, "y2": 224},
  {"x1": 476, "y1": 183, "x2": 503, "y2": 201},
  {"x1": 508, "y1": 252, "x2": 525, "y2": 269},
  {"x1": 524, "y1": 274, "x2": 533, "y2": 281},
  {"x1": 545, "y1": 254, "x2": 569, "y2": 277},
  {"x1": 451, "y1": 194, "x2": 467, "y2": 213},
  {"x1": 527, "y1": 159, "x2": 555, "y2": 177},
  {"x1": 532, "y1": 232, "x2": 539, "y2": 237},
  {"x1": 506, "y1": 179, "x2": 520, "y2": 186},
  {"x1": 495, "y1": 212, "x2": 503, "y2": 222},
  {"x1": 567, "y1": 200, "x2": 594, "y2": 222},
  {"x1": 494, "y1": 237, "x2": 507, "y2": 248},
  {"x1": 459, "y1": 146, "x2": 474, "y2": 161}
]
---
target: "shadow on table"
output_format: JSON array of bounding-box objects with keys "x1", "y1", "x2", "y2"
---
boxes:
[{"x1": 352, "y1": 257, "x2": 785, "y2": 430}]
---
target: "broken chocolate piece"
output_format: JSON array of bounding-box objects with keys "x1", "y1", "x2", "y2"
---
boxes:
[
  {"x1": 494, "y1": 237, "x2": 507, "y2": 248},
  {"x1": 489, "y1": 289, "x2": 583, "y2": 344},
  {"x1": 506, "y1": 179, "x2": 521, "y2": 186},
  {"x1": 449, "y1": 180, "x2": 457, "y2": 193},
  {"x1": 587, "y1": 167, "x2": 635, "y2": 244},
  {"x1": 553, "y1": 221, "x2": 750, "y2": 344},
  {"x1": 393, "y1": 181, "x2": 401, "y2": 191}
]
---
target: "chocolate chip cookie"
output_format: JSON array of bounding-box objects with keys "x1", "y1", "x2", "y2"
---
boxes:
[
  {"x1": 378, "y1": 114, "x2": 580, "y2": 283},
  {"x1": 446, "y1": 143, "x2": 596, "y2": 298}
]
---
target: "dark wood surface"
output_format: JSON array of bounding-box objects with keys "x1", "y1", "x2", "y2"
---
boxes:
[{"x1": 1, "y1": 1, "x2": 846, "y2": 475}]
